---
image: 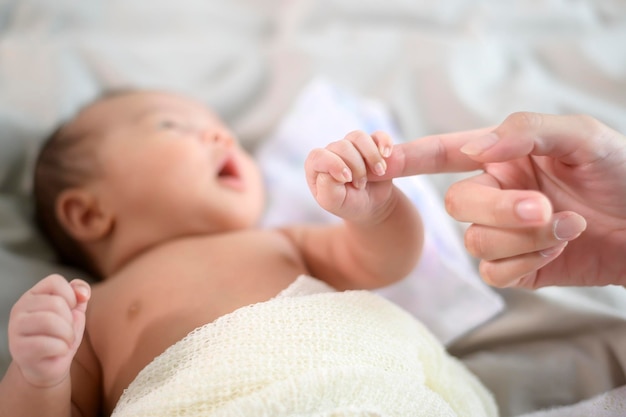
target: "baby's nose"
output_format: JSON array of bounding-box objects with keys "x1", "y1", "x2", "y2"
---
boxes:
[{"x1": 200, "y1": 130, "x2": 234, "y2": 146}]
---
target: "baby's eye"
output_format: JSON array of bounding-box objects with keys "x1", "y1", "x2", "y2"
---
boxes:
[{"x1": 157, "y1": 119, "x2": 183, "y2": 130}]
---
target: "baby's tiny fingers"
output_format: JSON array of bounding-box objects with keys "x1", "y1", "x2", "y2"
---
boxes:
[
  {"x1": 16, "y1": 310, "x2": 76, "y2": 347},
  {"x1": 326, "y1": 139, "x2": 368, "y2": 188},
  {"x1": 313, "y1": 172, "x2": 349, "y2": 213},
  {"x1": 344, "y1": 130, "x2": 391, "y2": 177},
  {"x1": 31, "y1": 274, "x2": 77, "y2": 308},
  {"x1": 15, "y1": 335, "x2": 73, "y2": 363},
  {"x1": 18, "y1": 293, "x2": 74, "y2": 324},
  {"x1": 371, "y1": 130, "x2": 393, "y2": 158},
  {"x1": 305, "y1": 147, "x2": 353, "y2": 187},
  {"x1": 69, "y1": 279, "x2": 91, "y2": 308}
]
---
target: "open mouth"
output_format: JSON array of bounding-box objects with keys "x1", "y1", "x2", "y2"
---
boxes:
[
  {"x1": 216, "y1": 155, "x2": 244, "y2": 190},
  {"x1": 218, "y1": 157, "x2": 238, "y2": 178}
]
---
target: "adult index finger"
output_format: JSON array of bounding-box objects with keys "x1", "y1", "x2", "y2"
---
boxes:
[{"x1": 373, "y1": 126, "x2": 493, "y2": 181}]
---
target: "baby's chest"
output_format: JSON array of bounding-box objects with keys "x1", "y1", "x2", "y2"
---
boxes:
[
  {"x1": 90, "y1": 234, "x2": 309, "y2": 409},
  {"x1": 93, "y1": 236, "x2": 307, "y2": 348}
]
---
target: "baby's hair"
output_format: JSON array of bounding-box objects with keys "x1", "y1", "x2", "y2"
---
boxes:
[{"x1": 33, "y1": 88, "x2": 138, "y2": 280}]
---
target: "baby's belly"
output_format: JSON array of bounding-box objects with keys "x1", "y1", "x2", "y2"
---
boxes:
[{"x1": 93, "y1": 266, "x2": 306, "y2": 413}]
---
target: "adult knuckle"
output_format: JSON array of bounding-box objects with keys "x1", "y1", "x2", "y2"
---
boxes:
[
  {"x1": 463, "y1": 226, "x2": 486, "y2": 258},
  {"x1": 443, "y1": 183, "x2": 463, "y2": 217},
  {"x1": 574, "y1": 113, "x2": 600, "y2": 129},
  {"x1": 432, "y1": 135, "x2": 449, "y2": 172},
  {"x1": 575, "y1": 114, "x2": 607, "y2": 140},
  {"x1": 506, "y1": 111, "x2": 543, "y2": 131},
  {"x1": 479, "y1": 262, "x2": 499, "y2": 287}
]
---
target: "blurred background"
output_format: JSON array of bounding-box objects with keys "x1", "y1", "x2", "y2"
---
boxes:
[{"x1": 1, "y1": 0, "x2": 625, "y2": 153}]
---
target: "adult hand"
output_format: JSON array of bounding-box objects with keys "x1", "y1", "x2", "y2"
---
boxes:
[{"x1": 382, "y1": 112, "x2": 626, "y2": 289}]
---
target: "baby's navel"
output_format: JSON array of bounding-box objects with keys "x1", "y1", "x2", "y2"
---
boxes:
[{"x1": 126, "y1": 300, "x2": 141, "y2": 320}]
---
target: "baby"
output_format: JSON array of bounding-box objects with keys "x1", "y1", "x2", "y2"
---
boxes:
[{"x1": 0, "y1": 89, "x2": 496, "y2": 416}]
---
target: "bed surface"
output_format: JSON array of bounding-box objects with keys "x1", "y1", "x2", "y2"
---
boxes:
[{"x1": 1, "y1": 1, "x2": 626, "y2": 416}]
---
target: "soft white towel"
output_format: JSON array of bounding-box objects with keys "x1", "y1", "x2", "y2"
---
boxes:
[{"x1": 111, "y1": 275, "x2": 497, "y2": 417}]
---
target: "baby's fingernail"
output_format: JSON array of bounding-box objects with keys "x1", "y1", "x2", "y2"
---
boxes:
[
  {"x1": 553, "y1": 214, "x2": 587, "y2": 241},
  {"x1": 460, "y1": 133, "x2": 500, "y2": 156},
  {"x1": 342, "y1": 168, "x2": 352, "y2": 182},
  {"x1": 515, "y1": 198, "x2": 551, "y2": 222},
  {"x1": 380, "y1": 146, "x2": 392, "y2": 158},
  {"x1": 374, "y1": 161, "x2": 386, "y2": 176},
  {"x1": 540, "y1": 242, "x2": 568, "y2": 258},
  {"x1": 74, "y1": 282, "x2": 91, "y2": 299}
]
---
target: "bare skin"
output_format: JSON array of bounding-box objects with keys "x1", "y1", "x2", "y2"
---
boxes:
[{"x1": 0, "y1": 91, "x2": 423, "y2": 417}]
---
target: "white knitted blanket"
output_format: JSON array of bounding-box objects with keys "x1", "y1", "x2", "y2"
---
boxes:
[{"x1": 111, "y1": 276, "x2": 497, "y2": 417}]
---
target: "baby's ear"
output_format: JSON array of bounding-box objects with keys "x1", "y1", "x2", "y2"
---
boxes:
[{"x1": 56, "y1": 188, "x2": 113, "y2": 242}]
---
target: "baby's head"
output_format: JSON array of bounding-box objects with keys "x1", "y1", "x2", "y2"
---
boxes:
[{"x1": 34, "y1": 89, "x2": 266, "y2": 279}]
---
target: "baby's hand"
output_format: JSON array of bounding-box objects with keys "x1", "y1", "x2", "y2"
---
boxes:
[
  {"x1": 8, "y1": 274, "x2": 90, "y2": 388},
  {"x1": 305, "y1": 130, "x2": 394, "y2": 222}
]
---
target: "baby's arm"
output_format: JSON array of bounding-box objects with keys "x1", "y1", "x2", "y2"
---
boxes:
[
  {"x1": 0, "y1": 274, "x2": 91, "y2": 417},
  {"x1": 287, "y1": 130, "x2": 424, "y2": 290}
]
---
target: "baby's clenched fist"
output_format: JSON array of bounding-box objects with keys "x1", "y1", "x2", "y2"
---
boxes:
[
  {"x1": 305, "y1": 130, "x2": 394, "y2": 221},
  {"x1": 8, "y1": 274, "x2": 90, "y2": 388}
]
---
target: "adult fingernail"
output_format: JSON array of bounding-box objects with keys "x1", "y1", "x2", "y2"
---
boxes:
[
  {"x1": 460, "y1": 133, "x2": 500, "y2": 156},
  {"x1": 515, "y1": 198, "x2": 551, "y2": 222},
  {"x1": 540, "y1": 242, "x2": 568, "y2": 258},
  {"x1": 554, "y1": 214, "x2": 587, "y2": 241},
  {"x1": 380, "y1": 146, "x2": 392, "y2": 158}
]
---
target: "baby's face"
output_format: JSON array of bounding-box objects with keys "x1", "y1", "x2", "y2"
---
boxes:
[{"x1": 76, "y1": 91, "x2": 266, "y2": 239}]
